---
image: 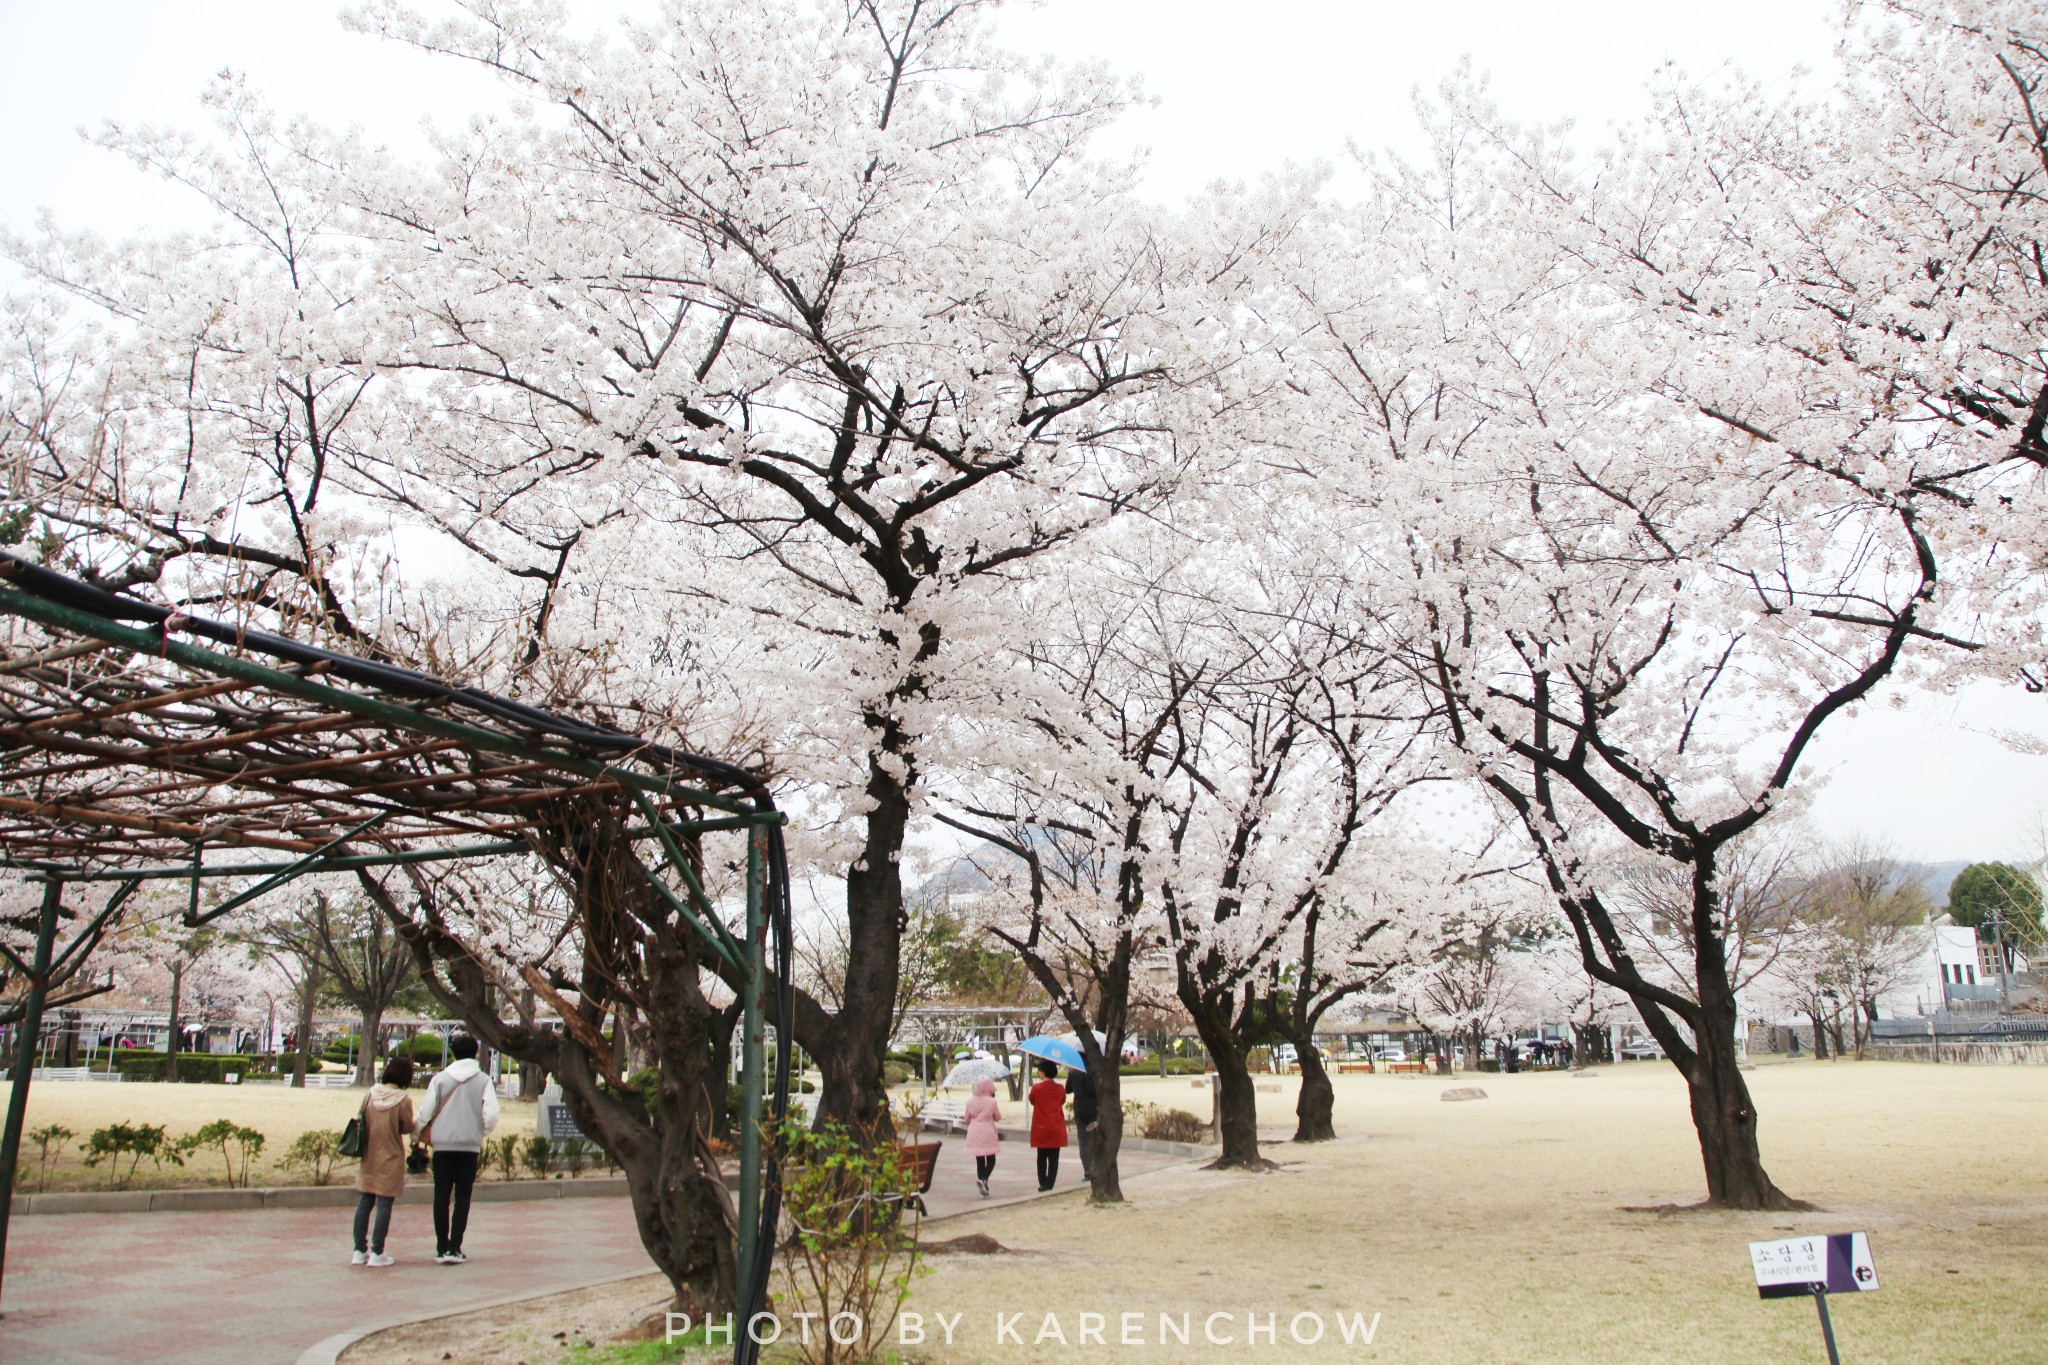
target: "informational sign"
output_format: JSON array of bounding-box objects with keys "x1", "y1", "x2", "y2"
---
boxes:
[
  {"x1": 536, "y1": 1085, "x2": 588, "y2": 1142},
  {"x1": 1749, "y1": 1233, "x2": 1879, "y2": 1299}
]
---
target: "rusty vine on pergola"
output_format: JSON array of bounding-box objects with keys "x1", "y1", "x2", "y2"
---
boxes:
[{"x1": 0, "y1": 549, "x2": 793, "y2": 1362}]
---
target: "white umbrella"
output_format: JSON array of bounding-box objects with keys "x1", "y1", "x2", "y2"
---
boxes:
[
  {"x1": 1057, "y1": 1030, "x2": 1109, "y2": 1059},
  {"x1": 941, "y1": 1056, "x2": 1010, "y2": 1089}
]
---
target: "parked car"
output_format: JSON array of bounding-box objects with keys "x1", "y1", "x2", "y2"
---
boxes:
[
  {"x1": 1372, "y1": 1047, "x2": 1407, "y2": 1062},
  {"x1": 1618, "y1": 1039, "x2": 1665, "y2": 1060}
]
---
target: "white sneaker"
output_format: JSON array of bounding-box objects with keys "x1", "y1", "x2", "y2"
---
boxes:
[
  {"x1": 437, "y1": 1251, "x2": 466, "y2": 1265},
  {"x1": 977, "y1": 1179, "x2": 989, "y2": 1198},
  {"x1": 350, "y1": 1250, "x2": 368, "y2": 1266},
  {"x1": 366, "y1": 1252, "x2": 394, "y2": 1268}
]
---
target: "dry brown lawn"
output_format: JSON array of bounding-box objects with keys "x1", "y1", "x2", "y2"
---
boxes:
[
  {"x1": 908, "y1": 1061, "x2": 2047, "y2": 1364},
  {"x1": 344, "y1": 1058, "x2": 2047, "y2": 1365},
  {"x1": 16, "y1": 1079, "x2": 540, "y2": 1189}
]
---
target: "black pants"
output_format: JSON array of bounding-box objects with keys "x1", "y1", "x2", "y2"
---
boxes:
[
  {"x1": 975, "y1": 1154, "x2": 996, "y2": 1182},
  {"x1": 1035, "y1": 1147, "x2": 1059, "y2": 1189},
  {"x1": 1075, "y1": 1120, "x2": 1095, "y2": 1179},
  {"x1": 352, "y1": 1192, "x2": 392, "y2": 1253},
  {"x1": 432, "y1": 1150, "x2": 480, "y2": 1254}
]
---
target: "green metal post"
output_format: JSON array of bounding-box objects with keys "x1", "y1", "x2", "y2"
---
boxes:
[
  {"x1": 0, "y1": 881, "x2": 61, "y2": 1311},
  {"x1": 735, "y1": 826, "x2": 767, "y2": 1312}
]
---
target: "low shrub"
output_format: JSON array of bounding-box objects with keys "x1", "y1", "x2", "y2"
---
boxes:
[
  {"x1": 24, "y1": 1123, "x2": 73, "y2": 1192},
  {"x1": 774, "y1": 1119, "x2": 925, "y2": 1365},
  {"x1": 1120, "y1": 1102, "x2": 1209, "y2": 1144},
  {"x1": 281, "y1": 1130, "x2": 347, "y2": 1186},
  {"x1": 179, "y1": 1119, "x2": 266, "y2": 1188},
  {"x1": 80, "y1": 1123, "x2": 181, "y2": 1188},
  {"x1": 481, "y1": 1133, "x2": 522, "y2": 1180},
  {"x1": 523, "y1": 1134, "x2": 558, "y2": 1179}
]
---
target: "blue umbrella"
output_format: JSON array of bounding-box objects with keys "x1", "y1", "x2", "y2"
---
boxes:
[{"x1": 1016, "y1": 1034, "x2": 1087, "y2": 1071}]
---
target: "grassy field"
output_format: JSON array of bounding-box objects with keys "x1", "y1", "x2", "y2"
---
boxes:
[
  {"x1": 14, "y1": 1079, "x2": 542, "y2": 1190},
  {"x1": 906, "y1": 1061, "x2": 2048, "y2": 1365},
  {"x1": 344, "y1": 1058, "x2": 2048, "y2": 1365}
]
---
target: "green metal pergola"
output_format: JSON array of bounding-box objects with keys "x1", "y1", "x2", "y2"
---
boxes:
[{"x1": 0, "y1": 550, "x2": 792, "y2": 1356}]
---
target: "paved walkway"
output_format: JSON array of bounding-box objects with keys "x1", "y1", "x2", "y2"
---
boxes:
[{"x1": 0, "y1": 1135, "x2": 1189, "y2": 1364}]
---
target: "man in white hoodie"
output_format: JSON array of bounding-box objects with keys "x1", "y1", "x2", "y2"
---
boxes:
[{"x1": 416, "y1": 1034, "x2": 500, "y2": 1264}]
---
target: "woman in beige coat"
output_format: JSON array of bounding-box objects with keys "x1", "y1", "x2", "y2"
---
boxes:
[{"x1": 352, "y1": 1056, "x2": 416, "y2": 1267}]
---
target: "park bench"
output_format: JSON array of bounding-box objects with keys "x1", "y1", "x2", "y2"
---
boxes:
[
  {"x1": 790, "y1": 1139, "x2": 941, "y2": 1238},
  {"x1": 915, "y1": 1097, "x2": 967, "y2": 1133},
  {"x1": 29, "y1": 1067, "x2": 92, "y2": 1082},
  {"x1": 1388, "y1": 1060, "x2": 1429, "y2": 1074},
  {"x1": 893, "y1": 1139, "x2": 941, "y2": 1216},
  {"x1": 300, "y1": 1073, "x2": 356, "y2": 1089},
  {"x1": 1336, "y1": 1062, "x2": 1373, "y2": 1074}
]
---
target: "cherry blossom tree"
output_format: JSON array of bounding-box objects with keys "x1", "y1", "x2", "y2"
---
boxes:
[
  {"x1": 327, "y1": 0, "x2": 1307, "y2": 1136},
  {"x1": 932, "y1": 550, "x2": 1200, "y2": 1202},
  {"x1": 1299, "y1": 9, "x2": 2043, "y2": 1204}
]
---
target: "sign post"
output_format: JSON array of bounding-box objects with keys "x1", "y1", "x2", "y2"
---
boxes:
[{"x1": 1749, "y1": 1233, "x2": 1878, "y2": 1365}]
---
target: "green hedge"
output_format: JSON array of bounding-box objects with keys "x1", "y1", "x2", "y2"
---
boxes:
[
  {"x1": 112, "y1": 1052, "x2": 262, "y2": 1084},
  {"x1": 394, "y1": 1034, "x2": 453, "y2": 1064},
  {"x1": 1121, "y1": 1058, "x2": 1208, "y2": 1077}
]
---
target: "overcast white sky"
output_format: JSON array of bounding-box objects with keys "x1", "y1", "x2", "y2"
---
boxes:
[{"x1": 2, "y1": 0, "x2": 2043, "y2": 865}]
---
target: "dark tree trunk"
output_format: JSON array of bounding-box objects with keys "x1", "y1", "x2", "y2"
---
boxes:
[
  {"x1": 1080, "y1": 985, "x2": 1131, "y2": 1204},
  {"x1": 165, "y1": 959, "x2": 183, "y2": 1082},
  {"x1": 1087, "y1": 1073, "x2": 1124, "y2": 1204},
  {"x1": 1678, "y1": 998, "x2": 1804, "y2": 1210},
  {"x1": 290, "y1": 963, "x2": 319, "y2": 1088},
  {"x1": 1178, "y1": 995, "x2": 1265, "y2": 1168},
  {"x1": 1660, "y1": 872, "x2": 1807, "y2": 1213},
  {"x1": 356, "y1": 1006, "x2": 383, "y2": 1087},
  {"x1": 1291, "y1": 1028, "x2": 1335, "y2": 1142},
  {"x1": 517, "y1": 985, "x2": 543, "y2": 1099},
  {"x1": 556, "y1": 989, "x2": 732, "y2": 1317},
  {"x1": 705, "y1": 1000, "x2": 741, "y2": 1142},
  {"x1": 1808, "y1": 1010, "x2": 1829, "y2": 1060},
  {"x1": 812, "y1": 746, "x2": 908, "y2": 1142}
]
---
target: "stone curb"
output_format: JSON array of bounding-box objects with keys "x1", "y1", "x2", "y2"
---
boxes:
[
  {"x1": 987, "y1": 1124, "x2": 1215, "y2": 1160},
  {"x1": 295, "y1": 1266, "x2": 661, "y2": 1365},
  {"x1": 12, "y1": 1175, "x2": 634, "y2": 1217},
  {"x1": 10, "y1": 1138, "x2": 1223, "y2": 1217}
]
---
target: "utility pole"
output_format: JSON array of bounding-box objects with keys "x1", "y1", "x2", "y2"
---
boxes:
[{"x1": 1990, "y1": 904, "x2": 2012, "y2": 1016}]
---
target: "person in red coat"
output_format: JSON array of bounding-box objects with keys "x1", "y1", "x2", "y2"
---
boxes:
[{"x1": 1027, "y1": 1059, "x2": 1069, "y2": 1191}]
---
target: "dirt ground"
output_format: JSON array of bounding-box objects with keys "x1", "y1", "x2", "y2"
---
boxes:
[
  {"x1": 342, "y1": 1060, "x2": 2048, "y2": 1365},
  {"x1": 16, "y1": 1079, "x2": 541, "y2": 1189}
]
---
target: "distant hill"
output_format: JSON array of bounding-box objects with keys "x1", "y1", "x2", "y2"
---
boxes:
[{"x1": 1901, "y1": 860, "x2": 1972, "y2": 908}]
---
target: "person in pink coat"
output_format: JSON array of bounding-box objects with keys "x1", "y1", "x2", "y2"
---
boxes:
[{"x1": 963, "y1": 1076, "x2": 1002, "y2": 1198}]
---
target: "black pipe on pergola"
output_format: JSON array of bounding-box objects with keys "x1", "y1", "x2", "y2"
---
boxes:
[{"x1": 0, "y1": 549, "x2": 793, "y2": 1360}]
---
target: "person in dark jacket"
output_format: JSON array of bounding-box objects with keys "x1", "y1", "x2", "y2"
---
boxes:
[
  {"x1": 1064, "y1": 1065, "x2": 1097, "y2": 1182},
  {"x1": 1027, "y1": 1060, "x2": 1068, "y2": 1192}
]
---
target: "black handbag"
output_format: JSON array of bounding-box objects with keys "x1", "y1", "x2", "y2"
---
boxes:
[
  {"x1": 338, "y1": 1100, "x2": 367, "y2": 1159},
  {"x1": 406, "y1": 1143, "x2": 430, "y2": 1174}
]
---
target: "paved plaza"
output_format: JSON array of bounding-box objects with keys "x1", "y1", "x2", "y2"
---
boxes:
[{"x1": 0, "y1": 1133, "x2": 1190, "y2": 1364}]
